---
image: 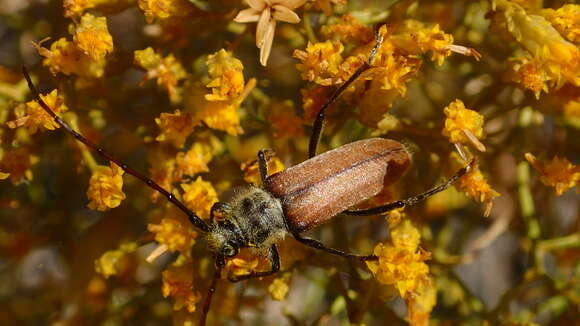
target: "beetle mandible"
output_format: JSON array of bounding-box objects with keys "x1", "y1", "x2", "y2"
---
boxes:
[{"x1": 22, "y1": 28, "x2": 473, "y2": 325}]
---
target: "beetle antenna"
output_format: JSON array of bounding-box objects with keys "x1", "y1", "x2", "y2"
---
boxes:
[
  {"x1": 21, "y1": 66, "x2": 210, "y2": 233},
  {"x1": 308, "y1": 28, "x2": 385, "y2": 158},
  {"x1": 200, "y1": 264, "x2": 222, "y2": 326},
  {"x1": 345, "y1": 158, "x2": 475, "y2": 215}
]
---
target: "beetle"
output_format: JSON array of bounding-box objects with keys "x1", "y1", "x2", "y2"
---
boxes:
[{"x1": 22, "y1": 29, "x2": 472, "y2": 325}]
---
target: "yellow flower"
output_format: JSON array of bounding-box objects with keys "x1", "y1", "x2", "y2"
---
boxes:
[
  {"x1": 35, "y1": 38, "x2": 105, "y2": 78},
  {"x1": 451, "y1": 153, "x2": 500, "y2": 217},
  {"x1": 301, "y1": 86, "x2": 329, "y2": 124},
  {"x1": 161, "y1": 265, "x2": 202, "y2": 313},
  {"x1": 540, "y1": 4, "x2": 580, "y2": 44},
  {"x1": 175, "y1": 142, "x2": 214, "y2": 178},
  {"x1": 205, "y1": 49, "x2": 245, "y2": 102},
  {"x1": 73, "y1": 14, "x2": 114, "y2": 61},
  {"x1": 0, "y1": 148, "x2": 39, "y2": 185},
  {"x1": 495, "y1": 0, "x2": 580, "y2": 90},
  {"x1": 181, "y1": 177, "x2": 218, "y2": 219},
  {"x1": 293, "y1": 41, "x2": 344, "y2": 86},
  {"x1": 155, "y1": 109, "x2": 195, "y2": 148},
  {"x1": 241, "y1": 152, "x2": 285, "y2": 186},
  {"x1": 94, "y1": 242, "x2": 138, "y2": 278},
  {"x1": 7, "y1": 89, "x2": 68, "y2": 134},
  {"x1": 134, "y1": 47, "x2": 187, "y2": 103},
  {"x1": 525, "y1": 153, "x2": 580, "y2": 196},
  {"x1": 442, "y1": 99, "x2": 486, "y2": 152},
  {"x1": 148, "y1": 217, "x2": 197, "y2": 254},
  {"x1": 320, "y1": 14, "x2": 375, "y2": 45},
  {"x1": 509, "y1": 56, "x2": 550, "y2": 98},
  {"x1": 268, "y1": 274, "x2": 290, "y2": 301},
  {"x1": 86, "y1": 162, "x2": 126, "y2": 211},
  {"x1": 366, "y1": 220, "x2": 431, "y2": 298},
  {"x1": 390, "y1": 21, "x2": 481, "y2": 65},
  {"x1": 226, "y1": 256, "x2": 260, "y2": 277},
  {"x1": 64, "y1": 0, "x2": 134, "y2": 18},
  {"x1": 138, "y1": 0, "x2": 194, "y2": 23},
  {"x1": 234, "y1": 0, "x2": 307, "y2": 66},
  {"x1": 407, "y1": 280, "x2": 437, "y2": 326}
]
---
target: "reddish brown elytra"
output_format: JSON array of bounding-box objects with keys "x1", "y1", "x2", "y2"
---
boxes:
[{"x1": 23, "y1": 27, "x2": 473, "y2": 326}]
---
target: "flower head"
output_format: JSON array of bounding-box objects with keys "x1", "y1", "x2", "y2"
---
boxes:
[
  {"x1": 162, "y1": 265, "x2": 202, "y2": 313},
  {"x1": 134, "y1": 47, "x2": 187, "y2": 103},
  {"x1": 7, "y1": 89, "x2": 68, "y2": 134},
  {"x1": 155, "y1": 109, "x2": 195, "y2": 148},
  {"x1": 205, "y1": 49, "x2": 245, "y2": 102},
  {"x1": 234, "y1": 0, "x2": 307, "y2": 66},
  {"x1": 148, "y1": 217, "x2": 198, "y2": 254},
  {"x1": 451, "y1": 153, "x2": 499, "y2": 217},
  {"x1": 138, "y1": 0, "x2": 194, "y2": 23},
  {"x1": 366, "y1": 220, "x2": 431, "y2": 298},
  {"x1": 268, "y1": 274, "x2": 290, "y2": 300},
  {"x1": 442, "y1": 99, "x2": 486, "y2": 152},
  {"x1": 86, "y1": 162, "x2": 126, "y2": 211},
  {"x1": 181, "y1": 177, "x2": 218, "y2": 219},
  {"x1": 94, "y1": 242, "x2": 138, "y2": 278},
  {"x1": 294, "y1": 41, "x2": 344, "y2": 86},
  {"x1": 73, "y1": 14, "x2": 113, "y2": 61},
  {"x1": 241, "y1": 151, "x2": 285, "y2": 186},
  {"x1": 525, "y1": 153, "x2": 580, "y2": 195},
  {"x1": 35, "y1": 38, "x2": 106, "y2": 78}
]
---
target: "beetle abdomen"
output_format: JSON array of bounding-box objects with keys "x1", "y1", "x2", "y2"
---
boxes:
[{"x1": 265, "y1": 138, "x2": 410, "y2": 233}]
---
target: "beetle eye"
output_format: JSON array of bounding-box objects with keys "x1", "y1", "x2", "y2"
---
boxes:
[{"x1": 223, "y1": 242, "x2": 239, "y2": 258}]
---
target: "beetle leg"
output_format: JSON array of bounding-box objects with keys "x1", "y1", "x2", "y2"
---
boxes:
[
  {"x1": 292, "y1": 232, "x2": 378, "y2": 262},
  {"x1": 257, "y1": 149, "x2": 269, "y2": 184},
  {"x1": 344, "y1": 158, "x2": 475, "y2": 216},
  {"x1": 228, "y1": 245, "x2": 280, "y2": 282},
  {"x1": 308, "y1": 28, "x2": 384, "y2": 158}
]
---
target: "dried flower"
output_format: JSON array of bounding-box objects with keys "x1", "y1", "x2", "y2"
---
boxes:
[
  {"x1": 148, "y1": 217, "x2": 197, "y2": 254},
  {"x1": 72, "y1": 13, "x2": 114, "y2": 61},
  {"x1": 7, "y1": 89, "x2": 68, "y2": 134},
  {"x1": 442, "y1": 99, "x2": 486, "y2": 152},
  {"x1": 234, "y1": 0, "x2": 307, "y2": 66},
  {"x1": 155, "y1": 109, "x2": 195, "y2": 148},
  {"x1": 181, "y1": 177, "x2": 218, "y2": 219},
  {"x1": 205, "y1": 49, "x2": 245, "y2": 102},
  {"x1": 525, "y1": 153, "x2": 580, "y2": 196},
  {"x1": 86, "y1": 162, "x2": 126, "y2": 211},
  {"x1": 134, "y1": 47, "x2": 187, "y2": 103},
  {"x1": 162, "y1": 265, "x2": 202, "y2": 313},
  {"x1": 366, "y1": 220, "x2": 431, "y2": 298}
]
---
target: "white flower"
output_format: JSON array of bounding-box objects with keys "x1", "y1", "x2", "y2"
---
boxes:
[{"x1": 234, "y1": 0, "x2": 306, "y2": 66}]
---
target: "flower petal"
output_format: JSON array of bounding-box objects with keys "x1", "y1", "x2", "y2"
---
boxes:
[
  {"x1": 234, "y1": 8, "x2": 261, "y2": 23},
  {"x1": 272, "y1": 5, "x2": 300, "y2": 24},
  {"x1": 256, "y1": 7, "x2": 272, "y2": 48},
  {"x1": 260, "y1": 20, "x2": 276, "y2": 66},
  {"x1": 247, "y1": 0, "x2": 266, "y2": 11}
]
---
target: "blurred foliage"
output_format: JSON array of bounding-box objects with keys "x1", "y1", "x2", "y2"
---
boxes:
[{"x1": 0, "y1": 0, "x2": 579, "y2": 325}]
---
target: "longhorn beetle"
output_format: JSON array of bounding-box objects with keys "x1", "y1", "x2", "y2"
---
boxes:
[{"x1": 23, "y1": 29, "x2": 473, "y2": 325}]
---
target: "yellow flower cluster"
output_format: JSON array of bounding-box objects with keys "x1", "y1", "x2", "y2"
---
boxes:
[
  {"x1": 138, "y1": 0, "x2": 194, "y2": 23},
  {"x1": 366, "y1": 220, "x2": 431, "y2": 298},
  {"x1": 540, "y1": 4, "x2": 580, "y2": 44},
  {"x1": 442, "y1": 99, "x2": 486, "y2": 152},
  {"x1": 495, "y1": 0, "x2": 580, "y2": 97},
  {"x1": 64, "y1": 0, "x2": 134, "y2": 18},
  {"x1": 148, "y1": 217, "x2": 197, "y2": 254},
  {"x1": 154, "y1": 109, "x2": 195, "y2": 148},
  {"x1": 205, "y1": 49, "x2": 245, "y2": 102},
  {"x1": 7, "y1": 90, "x2": 67, "y2": 134},
  {"x1": 86, "y1": 162, "x2": 126, "y2": 211},
  {"x1": 187, "y1": 50, "x2": 255, "y2": 136},
  {"x1": 175, "y1": 142, "x2": 214, "y2": 178},
  {"x1": 451, "y1": 153, "x2": 500, "y2": 217},
  {"x1": 181, "y1": 177, "x2": 218, "y2": 219},
  {"x1": 525, "y1": 153, "x2": 580, "y2": 195},
  {"x1": 134, "y1": 47, "x2": 187, "y2": 103},
  {"x1": 161, "y1": 265, "x2": 202, "y2": 313},
  {"x1": 294, "y1": 41, "x2": 345, "y2": 86},
  {"x1": 94, "y1": 242, "x2": 138, "y2": 278},
  {"x1": 36, "y1": 13, "x2": 113, "y2": 78},
  {"x1": 267, "y1": 99, "x2": 305, "y2": 139},
  {"x1": 73, "y1": 13, "x2": 114, "y2": 61},
  {"x1": 241, "y1": 152, "x2": 285, "y2": 186}
]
